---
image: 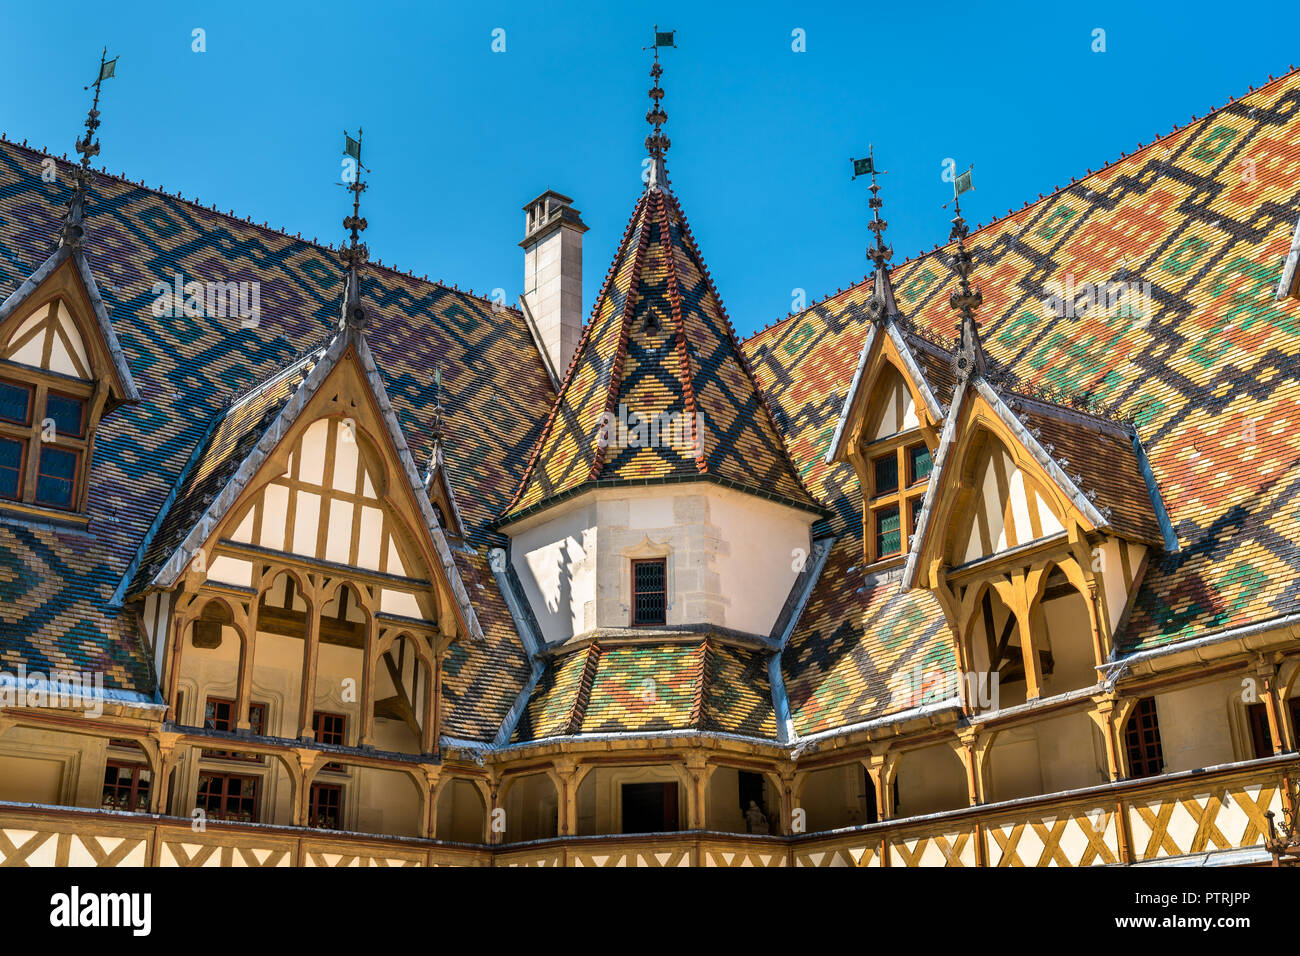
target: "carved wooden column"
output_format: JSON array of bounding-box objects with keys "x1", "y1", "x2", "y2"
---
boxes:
[
  {"x1": 1088, "y1": 695, "x2": 1127, "y2": 781},
  {"x1": 553, "y1": 757, "x2": 580, "y2": 836},
  {"x1": 234, "y1": 598, "x2": 258, "y2": 732},
  {"x1": 776, "y1": 764, "x2": 797, "y2": 835},
  {"x1": 420, "y1": 656, "x2": 437, "y2": 755},
  {"x1": 863, "y1": 747, "x2": 901, "y2": 820},
  {"x1": 359, "y1": 617, "x2": 378, "y2": 748},
  {"x1": 681, "y1": 754, "x2": 712, "y2": 830},
  {"x1": 296, "y1": 583, "x2": 321, "y2": 740},
  {"x1": 1065, "y1": 526, "x2": 1113, "y2": 669},
  {"x1": 418, "y1": 765, "x2": 441, "y2": 839},
  {"x1": 162, "y1": 592, "x2": 193, "y2": 720},
  {"x1": 486, "y1": 774, "x2": 502, "y2": 845},
  {"x1": 1019, "y1": 569, "x2": 1048, "y2": 700},
  {"x1": 1254, "y1": 658, "x2": 1287, "y2": 756},
  {"x1": 149, "y1": 733, "x2": 184, "y2": 815},
  {"x1": 1096, "y1": 696, "x2": 1138, "y2": 779},
  {"x1": 955, "y1": 729, "x2": 991, "y2": 806},
  {"x1": 431, "y1": 641, "x2": 445, "y2": 759},
  {"x1": 289, "y1": 749, "x2": 320, "y2": 827}
]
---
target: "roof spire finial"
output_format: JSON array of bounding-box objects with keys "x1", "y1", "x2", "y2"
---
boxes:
[
  {"x1": 852, "y1": 146, "x2": 896, "y2": 325},
  {"x1": 59, "y1": 47, "x2": 118, "y2": 252},
  {"x1": 430, "y1": 364, "x2": 445, "y2": 449},
  {"x1": 644, "y1": 27, "x2": 674, "y2": 192},
  {"x1": 339, "y1": 128, "x2": 370, "y2": 331},
  {"x1": 945, "y1": 164, "x2": 986, "y2": 381}
]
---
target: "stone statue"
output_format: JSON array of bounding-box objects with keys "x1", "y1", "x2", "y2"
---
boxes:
[{"x1": 745, "y1": 800, "x2": 769, "y2": 835}]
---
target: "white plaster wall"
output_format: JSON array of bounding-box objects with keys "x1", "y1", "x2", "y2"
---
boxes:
[
  {"x1": 799, "y1": 763, "x2": 869, "y2": 831},
  {"x1": 896, "y1": 743, "x2": 968, "y2": 817},
  {"x1": 507, "y1": 484, "x2": 815, "y2": 644},
  {"x1": 987, "y1": 724, "x2": 1043, "y2": 802},
  {"x1": 436, "y1": 778, "x2": 486, "y2": 842},
  {"x1": 1041, "y1": 590, "x2": 1099, "y2": 693},
  {"x1": 1156, "y1": 679, "x2": 1238, "y2": 773},
  {"x1": 988, "y1": 710, "x2": 1105, "y2": 802},
  {"x1": 1038, "y1": 709, "x2": 1107, "y2": 793},
  {"x1": 509, "y1": 496, "x2": 597, "y2": 643}
]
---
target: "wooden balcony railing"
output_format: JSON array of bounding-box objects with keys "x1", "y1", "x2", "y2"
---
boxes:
[{"x1": 0, "y1": 756, "x2": 1294, "y2": 867}]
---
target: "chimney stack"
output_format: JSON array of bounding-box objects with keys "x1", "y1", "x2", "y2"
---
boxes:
[{"x1": 520, "y1": 190, "x2": 587, "y2": 383}]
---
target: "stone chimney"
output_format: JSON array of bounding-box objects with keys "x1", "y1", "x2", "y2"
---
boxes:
[{"x1": 520, "y1": 190, "x2": 587, "y2": 383}]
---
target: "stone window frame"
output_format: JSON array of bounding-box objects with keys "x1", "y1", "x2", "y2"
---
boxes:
[{"x1": 618, "y1": 535, "x2": 673, "y2": 627}]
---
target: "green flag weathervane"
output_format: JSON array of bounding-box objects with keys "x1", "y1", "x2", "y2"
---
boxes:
[{"x1": 60, "y1": 47, "x2": 118, "y2": 250}]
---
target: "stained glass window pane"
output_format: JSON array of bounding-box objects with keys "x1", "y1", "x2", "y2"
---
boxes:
[
  {"x1": 873, "y1": 454, "x2": 898, "y2": 496},
  {"x1": 908, "y1": 444, "x2": 933, "y2": 484},
  {"x1": 0, "y1": 381, "x2": 31, "y2": 424},
  {"x1": 35, "y1": 446, "x2": 77, "y2": 508},
  {"x1": 45, "y1": 393, "x2": 85, "y2": 438},
  {"x1": 0, "y1": 438, "x2": 23, "y2": 499},
  {"x1": 876, "y1": 505, "x2": 901, "y2": 557}
]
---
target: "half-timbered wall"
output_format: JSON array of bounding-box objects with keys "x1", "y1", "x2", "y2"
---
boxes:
[
  {"x1": 957, "y1": 436, "x2": 1065, "y2": 565},
  {"x1": 2, "y1": 297, "x2": 92, "y2": 380}
]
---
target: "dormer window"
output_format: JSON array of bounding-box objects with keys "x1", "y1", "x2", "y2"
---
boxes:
[
  {"x1": 866, "y1": 440, "x2": 932, "y2": 562},
  {"x1": 0, "y1": 376, "x2": 90, "y2": 510},
  {"x1": 0, "y1": 253, "x2": 142, "y2": 518}
]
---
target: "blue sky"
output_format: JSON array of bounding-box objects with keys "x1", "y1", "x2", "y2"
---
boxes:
[{"x1": 1, "y1": 0, "x2": 1295, "y2": 337}]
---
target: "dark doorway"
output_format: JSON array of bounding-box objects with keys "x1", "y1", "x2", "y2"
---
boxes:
[
  {"x1": 738, "y1": 771, "x2": 766, "y2": 817},
  {"x1": 622, "y1": 782, "x2": 679, "y2": 833}
]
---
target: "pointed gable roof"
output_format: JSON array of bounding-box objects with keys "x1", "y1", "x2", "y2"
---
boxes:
[
  {"x1": 122, "y1": 319, "x2": 485, "y2": 642},
  {"x1": 123, "y1": 340, "x2": 326, "y2": 594},
  {"x1": 501, "y1": 186, "x2": 821, "y2": 522},
  {"x1": 901, "y1": 376, "x2": 1171, "y2": 589},
  {"x1": 824, "y1": 285, "x2": 949, "y2": 464},
  {"x1": 0, "y1": 244, "x2": 140, "y2": 405},
  {"x1": 424, "y1": 442, "x2": 468, "y2": 539}
]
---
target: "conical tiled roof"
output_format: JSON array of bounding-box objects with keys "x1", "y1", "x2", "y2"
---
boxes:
[{"x1": 502, "y1": 186, "x2": 822, "y2": 521}]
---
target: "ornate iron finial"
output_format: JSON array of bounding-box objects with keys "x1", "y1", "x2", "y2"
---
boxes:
[
  {"x1": 339, "y1": 128, "x2": 370, "y2": 331},
  {"x1": 58, "y1": 48, "x2": 118, "y2": 251},
  {"x1": 643, "y1": 27, "x2": 674, "y2": 191},
  {"x1": 945, "y1": 165, "x2": 986, "y2": 382},
  {"x1": 430, "y1": 365, "x2": 445, "y2": 447},
  {"x1": 852, "y1": 146, "x2": 896, "y2": 326}
]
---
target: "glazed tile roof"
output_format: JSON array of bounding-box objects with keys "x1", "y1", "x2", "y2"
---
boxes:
[
  {"x1": 1009, "y1": 393, "x2": 1168, "y2": 546},
  {"x1": 3, "y1": 66, "x2": 1299, "y2": 747},
  {"x1": 747, "y1": 68, "x2": 1300, "y2": 734},
  {"x1": 0, "y1": 138, "x2": 549, "y2": 733},
  {"x1": 511, "y1": 639, "x2": 776, "y2": 742},
  {"x1": 129, "y1": 345, "x2": 322, "y2": 590},
  {"x1": 503, "y1": 186, "x2": 820, "y2": 521}
]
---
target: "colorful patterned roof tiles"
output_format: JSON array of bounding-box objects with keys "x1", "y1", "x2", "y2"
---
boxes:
[
  {"x1": 0, "y1": 139, "x2": 550, "y2": 730},
  {"x1": 503, "y1": 185, "x2": 822, "y2": 522},
  {"x1": 749, "y1": 69, "x2": 1300, "y2": 735},
  {"x1": 2, "y1": 64, "x2": 1299, "y2": 747},
  {"x1": 510, "y1": 637, "x2": 778, "y2": 742}
]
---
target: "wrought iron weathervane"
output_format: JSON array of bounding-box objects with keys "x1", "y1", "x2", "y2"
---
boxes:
[{"x1": 59, "y1": 47, "x2": 118, "y2": 251}]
